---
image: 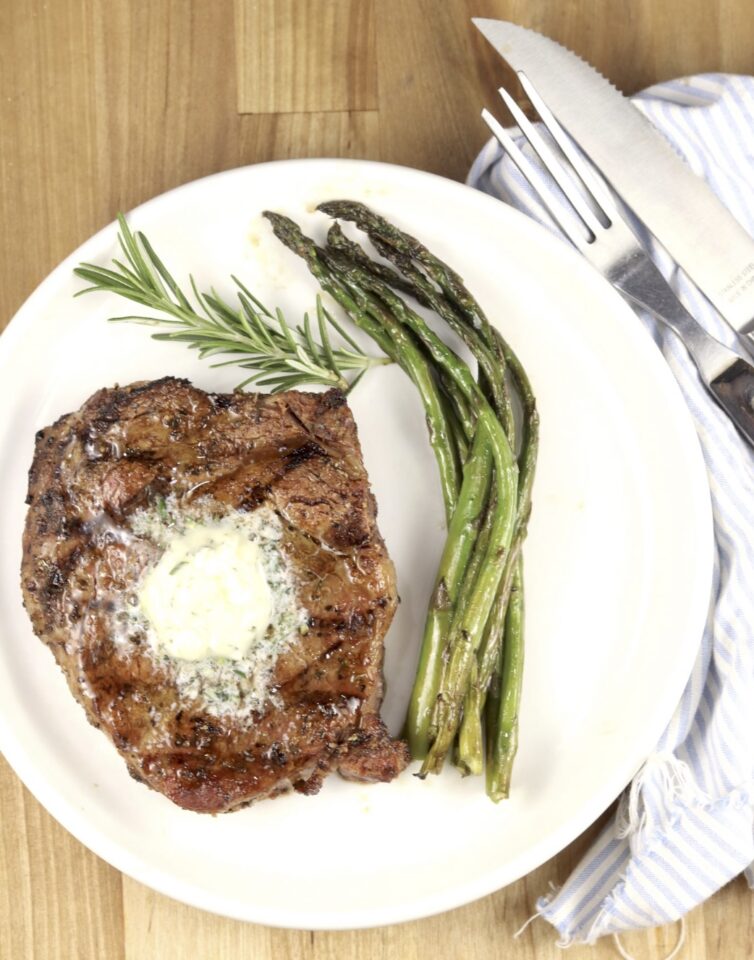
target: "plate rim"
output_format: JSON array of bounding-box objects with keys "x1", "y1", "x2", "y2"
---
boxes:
[{"x1": 0, "y1": 157, "x2": 714, "y2": 929}]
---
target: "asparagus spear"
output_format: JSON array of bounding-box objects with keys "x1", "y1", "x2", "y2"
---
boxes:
[
  {"x1": 315, "y1": 252, "x2": 521, "y2": 776},
  {"x1": 458, "y1": 345, "x2": 536, "y2": 773},
  {"x1": 325, "y1": 219, "x2": 513, "y2": 437},
  {"x1": 325, "y1": 224, "x2": 478, "y2": 442},
  {"x1": 439, "y1": 484, "x2": 496, "y2": 777},
  {"x1": 479, "y1": 334, "x2": 538, "y2": 797},
  {"x1": 457, "y1": 657, "x2": 484, "y2": 776},
  {"x1": 352, "y1": 210, "x2": 538, "y2": 788},
  {"x1": 317, "y1": 200, "x2": 490, "y2": 347},
  {"x1": 406, "y1": 426, "x2": 491, "y2": 759},
  {"x1": 486, "y1": 561, "x2": 525, "y2": 800},
  {"x1": 262, "y1": 212, "x2": 462, "y2": 520},
  {"x1": 420, "y1": 419, "x2": 517, "y2": 776},
  {"x1": 457, "y1": 542, "x2": 520, "y2": 771}
]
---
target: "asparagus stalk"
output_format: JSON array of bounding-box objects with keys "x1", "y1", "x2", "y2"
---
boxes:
[
  {"x1": 442, "y1": 484, "x2": 500, "y2": 778},
  {"x1": 478, "y1": 334, "x2": 538, "y2": 793},
  {"x1": 262, "y1": 212, "x2": 462, "y2": 520},
  {"x1": 325, "y1": 225, "x2": 479, "y2": 443},
  {"x1": 420, "y1": 419, "x2": 517, "y2": 775},
  {"x1": 457, "y1": 543, "x2": 517, "y2": 770},
  {"x1": 384, "y1": 234, "x2": 537, "y2": 785},
  {"x1": 458, "y1": 346, "x2": 536, "y2": 769},
  {"x1": 317, "y1": 200, "x2": 489, "y2": 345},
  {"x1": 406, "y1": 426, "x2": 491, "y2": 759},
  {"x1": 486, "y1": 561, "x2": 525, "y2": 800},
  {"x1": 457, "y1": 657, "x2": 484, "y2": 776},
  {"x1": 320, "y1": 207, "x2": 529, "y2": 780},
  {"x1": 315, "y1": 252, "x2": 520, "y2": 777},
  {"x1": 324, "y1": 222, "x2": 419, "y2": 302},
  {"x1": 325, "y1": 218, "x2": 513, "y2": 437},
  {"x1": 321, "y1": 252, "x2": 519, "y2": 539}
]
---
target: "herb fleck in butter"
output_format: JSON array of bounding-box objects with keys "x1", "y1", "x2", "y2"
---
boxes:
[
  {"x1": 123, "y1": 501, "x2": 305, "y2": 719},
  {"x1": 139, "y1": 523, "x2": 273, "y2": 661}
]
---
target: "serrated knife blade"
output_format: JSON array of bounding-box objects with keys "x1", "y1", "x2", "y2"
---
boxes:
[{"x1": 473, "y1": 18, "x2": 754, "y2": 337}]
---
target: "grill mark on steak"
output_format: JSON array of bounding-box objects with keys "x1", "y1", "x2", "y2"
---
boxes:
[{"x1": 21, "y1": 378, "x2": 408, "y2": 813}]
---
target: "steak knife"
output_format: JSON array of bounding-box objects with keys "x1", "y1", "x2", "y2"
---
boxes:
[{"x1": 473, "y1": 18, "x2": 754, "y2": 350}]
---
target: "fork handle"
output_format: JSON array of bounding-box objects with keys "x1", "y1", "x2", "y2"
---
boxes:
[{"x1": 611, "y1": 249, "x2": 743, "y2": 380}]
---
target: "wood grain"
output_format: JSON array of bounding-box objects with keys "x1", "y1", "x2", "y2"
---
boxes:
[
  {"x1": 2, "y1": 1, "x2": 754, "y2": 958},
  {"x1": 235, "y1": 0, "x2": 378, "y2": 113},
  {"x1": 0, "y1": 756, "x2": 125, "y2": 960},
  {"x1": 238, "y1": 109, "x2": 379, "y2": 162}
]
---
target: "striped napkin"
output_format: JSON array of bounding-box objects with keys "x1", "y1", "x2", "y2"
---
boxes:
[{"x1": 468, "y1": 75, "x2": 754, "y2": 946}]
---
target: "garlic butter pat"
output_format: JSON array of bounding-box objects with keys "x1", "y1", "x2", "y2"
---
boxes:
[{"x1": 139, "y1": 522, "x2": 273, "y2": 661}]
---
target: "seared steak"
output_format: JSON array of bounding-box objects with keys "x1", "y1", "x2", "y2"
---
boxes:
[{"x1": 21, "y1": 377, "x2": 408, "y2": 813}]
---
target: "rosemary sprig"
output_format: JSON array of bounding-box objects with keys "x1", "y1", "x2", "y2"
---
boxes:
[{"x1": 73, "y1": 213, "x2": 389, "y2": 393}]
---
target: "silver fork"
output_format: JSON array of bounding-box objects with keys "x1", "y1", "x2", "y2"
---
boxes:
[{"x1": 482, "y1": 72, "x2": 754, "y2": 448}]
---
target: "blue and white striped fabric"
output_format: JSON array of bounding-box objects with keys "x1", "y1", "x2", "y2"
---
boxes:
[{"x1": 468, "y1": 75, "x2": 754, "y2": 945}]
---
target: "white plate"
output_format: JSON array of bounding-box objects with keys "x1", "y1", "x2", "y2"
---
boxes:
[{"x1": 0, "y1": 159, "x2": 712, "y2": 929}]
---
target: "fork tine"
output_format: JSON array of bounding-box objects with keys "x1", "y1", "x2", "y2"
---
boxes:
[
  {"x1": 497, "y1": 85, "x2": 604, "y2": 238},
  {"x1": 517, "y1": 71, "x2": 617, "y2": 219},
  {"x1": 481, "y1": 108, "x2": 588, "y2": 250}
]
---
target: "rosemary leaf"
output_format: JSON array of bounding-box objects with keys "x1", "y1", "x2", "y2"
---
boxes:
[{"x1": 74, "y1": 214, "x2": 390, "y2": 394}]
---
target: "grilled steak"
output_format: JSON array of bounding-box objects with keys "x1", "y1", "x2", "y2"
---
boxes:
[{"x1": 21, "y1": 377, "x2": 408, "y2": 813}]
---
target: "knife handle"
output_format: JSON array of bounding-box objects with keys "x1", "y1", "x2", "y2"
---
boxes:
[
  {"x1": 711, "y1": 358, "x2": 754, "y2": 448},
  {"x1": 614, "y1": 251, "x2": 744, "y2": 382},
  {"x1": 616, "y1": 258, "x2": 754, "y2": 449}
]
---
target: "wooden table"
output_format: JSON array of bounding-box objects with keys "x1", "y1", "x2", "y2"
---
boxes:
[{"x1": 2, "y1": 3, "x2": 753, "y2": 958}]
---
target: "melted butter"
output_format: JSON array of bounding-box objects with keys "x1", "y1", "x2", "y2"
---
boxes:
[
  {"x1": 121, "y1": 500, "x2": 306, "y2": 718},
  {"x1": 139, "y1": 522, "x2": 273, "y2": 661}
]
